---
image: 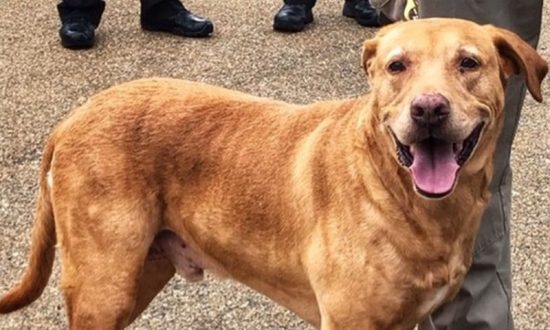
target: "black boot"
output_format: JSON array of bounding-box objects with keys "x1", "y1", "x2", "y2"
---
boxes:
[
  {"x1": 59, "y1": 19, "x2": 96, "y2": 49},
  {"x1": 273, "y1": 0, "x2": 317, "y2": 32},
  {"x1": 57, "y1": 0, "x2": 104, "y2": 49},
  {"x1": 141, "y1": 0, "x2": 213, "y2": 38},
  {"x1": 343, "y1": 0, "x2": 380, "y2": 27}
]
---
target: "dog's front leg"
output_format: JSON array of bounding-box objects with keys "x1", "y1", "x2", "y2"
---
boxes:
[
  {"x1": 318, "y1": 308, "x2": 379, "y2": 330},
  {"x1": 312, "y1": 271, "x2": 411, "y2": 330},
  {"x1": 319, "y1": 311, "x2": 416, "y2": 330},
  {"x1": 314, "y1": 291, "x2": 382, "y2": 330}
]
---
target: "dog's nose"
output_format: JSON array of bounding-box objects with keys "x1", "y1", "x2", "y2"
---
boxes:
[{"x1": 410, "y1": 93, "x2": 450, "y2": 127}]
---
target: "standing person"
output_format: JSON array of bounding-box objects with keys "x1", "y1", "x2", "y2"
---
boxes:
[
  {"x1": 58, "y1": 0, "x2": 213, "y2": 49},
  {"x1": 370, "y1": 0, "x2": 544, "y2": 329},
  {"x1": 273, "y1": 0, "x2": 382, "y2": 32}
]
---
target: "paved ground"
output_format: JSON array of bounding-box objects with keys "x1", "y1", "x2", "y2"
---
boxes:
[{"x1": 0, "y1": 0, "x2": 548, "y2": 329}]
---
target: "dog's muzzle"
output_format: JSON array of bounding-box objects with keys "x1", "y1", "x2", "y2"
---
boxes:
[{"x1": 391, "y1": 122, "x2": 485, "y2": 199}]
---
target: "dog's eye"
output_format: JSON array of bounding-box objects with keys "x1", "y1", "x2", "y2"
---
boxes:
[
  {"x1": 459, "y1": 57, "x2": 480, "y2": 70},
  {"x1": 388, "y1": 61, "x2": 407, "y2": 74}
]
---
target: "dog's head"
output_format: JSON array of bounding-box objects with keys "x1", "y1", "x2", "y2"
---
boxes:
[{"x1": 362, "y1": 18, "x2": 547, "y2": 199}]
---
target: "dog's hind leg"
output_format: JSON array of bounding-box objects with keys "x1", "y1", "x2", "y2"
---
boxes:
[
  {"x1": 127, "y1": 229, "x2": 206, "y2": 322},
  {"x1": 127, "y1": 245, "x2": 175, "y2": 323},
  {"x1": 56, "y1": 196, "x2": 160, "y2": 330}
]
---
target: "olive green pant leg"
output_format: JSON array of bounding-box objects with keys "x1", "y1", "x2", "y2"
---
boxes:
[{"x1": 414, "y1": 1, "x2": 543, "y2": 329}]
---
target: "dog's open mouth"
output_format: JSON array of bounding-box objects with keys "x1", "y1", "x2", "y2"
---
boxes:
[{"x1": 393, "y1": 123, "x2": 485, "y2": 198}]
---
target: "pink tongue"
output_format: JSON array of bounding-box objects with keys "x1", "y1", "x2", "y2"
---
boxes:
[{"x1": 410, "y1": 140, "x2": 459, "y2": 195}]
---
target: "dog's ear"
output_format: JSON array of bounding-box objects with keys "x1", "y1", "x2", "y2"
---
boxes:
[
  {"x1": 362, "y1": 38, "x2": 378, "y2": 78},
  {"x1": 485, "y1": 25, "x2": 548, "y2": 102}
]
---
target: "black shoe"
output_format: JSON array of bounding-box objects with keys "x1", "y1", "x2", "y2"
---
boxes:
[
  {"x1": 142, "y1": 8, "x2": 213, "y2": 38},
  {"x1": 343, "y1": 0, "x2": 380, "y2": 27},
  {"x1": 273, "y1": 3, "x2": 314, "y2": 32},
  {"x1": 59, "y1": 18, "x2": 95, "y2": 49}
]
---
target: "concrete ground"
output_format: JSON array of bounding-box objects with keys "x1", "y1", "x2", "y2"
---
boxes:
[{"x1": 0, "y1": 0, "x2": 548, "y2": 329}]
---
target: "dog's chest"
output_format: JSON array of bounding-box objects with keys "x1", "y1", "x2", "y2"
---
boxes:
[
  {"x1": 413, "y1": 250, "x2": 467, "y2": 317},
  {"x1": 417, "y1": 284, "x2": 450, "y2": 316}
]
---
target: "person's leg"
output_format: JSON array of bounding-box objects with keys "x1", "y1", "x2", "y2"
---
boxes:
[
  {"x1": 57, "y1": 0, "x2": 105, "y2": 48},
  {"x1": 140, "y1": 0, "x2": 213, "y2": 37},
  {"x1": 416, "y1": 1, "x2": 543, "y2": 329},
  {"x1": 57, "y1": 0, "x2": 105, "y2": 27},
  {"x1": 273, "y1": 0, "x2": 317, "y2": 32},
  {"x1": 370, "y1": 0, "x2": 415, "y2": 22}
]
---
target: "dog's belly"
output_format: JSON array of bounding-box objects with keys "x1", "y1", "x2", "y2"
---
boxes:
[
  {"x1": 146, "y1": 226, "x2": 322, "y2": 325},
  {"x1": 148, "y1": 230, "x2": 206, "y2": 282},
  {"x1": 146, "y1": 229, "x2": 322, "y2": 326}
]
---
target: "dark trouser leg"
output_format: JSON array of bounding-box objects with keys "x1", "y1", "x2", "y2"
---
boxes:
[
  {"x1": 417, "y1": 1, "x2": 543, "y2": 329},
  {"x1": 283, "y1": 0, "x2": 317, "y2": 8},
  {"x1": 57, "y1": 0, "x2": 105, "y2": 27},
  {"x1": 140, "y1": 0, "x2": 183, "y2": 22}
]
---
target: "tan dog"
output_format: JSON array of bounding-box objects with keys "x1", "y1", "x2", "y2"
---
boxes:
[{"x1": 0, "y1": 18, "x2": 547, "y2": 329}]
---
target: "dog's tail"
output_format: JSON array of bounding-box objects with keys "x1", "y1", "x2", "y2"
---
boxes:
[{"x1": 0, "y1": 136, "x2": 57, "y2": 314}]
